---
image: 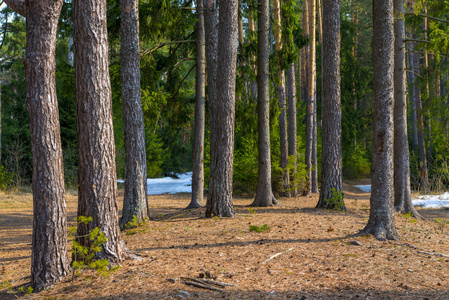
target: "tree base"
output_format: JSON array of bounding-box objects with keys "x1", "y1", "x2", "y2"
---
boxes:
[
  {"x1": 355, "y1": 224, "x2": 399, "y2": 241},
  {"x1": 185, "y1": 202, "x2": 202, "y2": 209}
]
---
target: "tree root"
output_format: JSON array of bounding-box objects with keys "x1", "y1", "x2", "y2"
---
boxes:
[{"x1": 388, "y1": 241, "x2": 449, "y2": 258}]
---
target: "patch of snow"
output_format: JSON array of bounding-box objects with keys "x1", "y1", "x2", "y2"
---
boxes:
[
  {"x1": 118, "y1": 172, "x2": 192, "y2": 195},
  {"x1": 354, "y1": 185, "x2": 371, "y2": 193},
  {"x1": 412, "y1": 192, "x2": 449, "y2": 209}
]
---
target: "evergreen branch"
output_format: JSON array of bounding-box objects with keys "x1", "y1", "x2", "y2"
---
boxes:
[
  {"x1": 141, "y1": 40, "x2": 196, "y2": 56},
  {"x1": 404, "y1": 39, "x2": 431, "y2": 44},
  {"x1": 170, "y1": 63, "x2": 196, "y2": 101},
  {"x1": 3, "y1": 0, "x2": 25, "y2": 17},
  {"x1": 405, "y1": 13, "x2": 449, "y2": 24},
  {"x1": 0, "y1": 53, "x2": 20, "y2": 64},
  {"x1": 172, "y1": 57, "x2": 195, "y2": 72}
]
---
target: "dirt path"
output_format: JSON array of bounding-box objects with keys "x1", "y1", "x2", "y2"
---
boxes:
[{"x1": 0, "y1": 183, "x2": 448, "y2": 299}]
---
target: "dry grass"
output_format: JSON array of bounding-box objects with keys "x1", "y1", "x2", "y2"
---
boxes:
[{"x1": 0, "y1": 183, "x2": 448, "y2": 299}]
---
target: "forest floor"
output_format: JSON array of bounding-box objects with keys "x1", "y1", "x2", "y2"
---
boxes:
[{"x1": 0, "y1": 182, "x2": 448, "y2": 299}]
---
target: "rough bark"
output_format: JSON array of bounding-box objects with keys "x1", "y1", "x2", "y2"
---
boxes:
[
  {"x1": 316, "y1": 0, "x2": 344, "y2": 210},
  {"x1": 206, "y1": 0, "x2": 238, "y2": 218},
  {"x1": 357, "y1": 0, "x2": 398, "y2": 241},
  {"x1": 250, "y1": 0, "x2": 277, "y2": 207},
  {"x1": 119, "y1": 0, "x2": 149, "y2": 228},
  {"x1": 393, "y1": 0, "x2": 421, "y2": 218},
  {"x1": 287, "y1": 63, "x2": 297, "y2": 197},
  {"x1": 188, "y1": 0, "x2": 206, "y2": 209},
  {"x1": 273, "y1": 0, "x2": 290, "y2": 197},
  {"x1": 14, "y1": 0, "x2": 70, "y2": 290},
  {"x1": 74, "y1": 0, "x2": 126, "y2": 262}
]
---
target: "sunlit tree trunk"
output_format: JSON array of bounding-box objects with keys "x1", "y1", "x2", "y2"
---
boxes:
[
  {"x1": 119, "y1": 0, "x2": 149, "y2": 228},
  {"x1": 4, "y1": 0, "x2": 70, "y2": 290},
  {"x1": 358, "y1": 0, "x2": 398, "y2": 241},
  {"x1": 306, "y1": 0, "x2": 317, "y2": 194},
  {"x1": 287, "y1": 63, "x2": 297, "y2": 197},
  {"x1": 251, "y1": 0, "x2": 277, "y2": 207},
  {"x1": 206, "y1": 0, "x2": 238, "y2": 218},
  {"x1": 188, "y1": 0, "x2": 206, "y2": 209},
  {"x1": 74, "y1": 0, "x2": 127, "y2": 262}
]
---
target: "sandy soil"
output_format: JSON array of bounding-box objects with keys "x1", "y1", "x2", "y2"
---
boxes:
[{"x1": 0, "y1": 183, "x2": 448, "y2": 299}]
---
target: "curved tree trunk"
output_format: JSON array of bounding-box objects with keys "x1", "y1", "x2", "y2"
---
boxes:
[
  {"x1": 250, "y1": 0, "x2": 277, "y2": 207},
  {"x1": 358, "y1": 0, "x2": 398, "y2": 241},
  {"x1": 287, "y1": 63, "x2": 297, "y2": 197},
  {"x1": 393, "y1": 0, "x2": 421, "y2": 218},
  {"x1": 119, "y1": 0, "x2": 149, "y2": 228},
  {"x1": 8, "y1": 0, "x2": 70, "y2": 290},
  {"x1": 74, "y1": 0, "x2": 126, "y2": 262},
  {"x1": 206, "y1": 0, "x2": 238, "y2": 218},
  {"x1": 316, "y1": 0, "x2": 344, "y2": 210},
  {"x1": 188, "y1": 0, "x2": 206, "y2": 209}
]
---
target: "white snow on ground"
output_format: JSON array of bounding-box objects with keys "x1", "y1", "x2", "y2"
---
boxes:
[
  {"x1": 354, "y1": 184, "x2": 449, "y2": 209},
  {"x1": 118, "y1": 172, "x2": 192, "y2": 195},
  {"x1": 354, "y1": 185, "x2": 372, "y2": 193},
  {"x1": 412, "y1": 192, "x2": 449, "y2": 209}
]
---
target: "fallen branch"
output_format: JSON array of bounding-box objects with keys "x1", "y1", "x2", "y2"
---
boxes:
[
  {"x1": 262, "y1": 247, "x2": 297, "y2": 264},
  {"x1": 181, "y1": 280, "x2": 228, "y2": 293},
  {"x1": 180, "y1": 277, "x2": 234, "y2": 287},
  {"x1": 389, "y1": 241, "x2": 449, "y2": 258}
]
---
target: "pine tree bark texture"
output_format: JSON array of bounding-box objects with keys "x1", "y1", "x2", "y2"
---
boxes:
[
  {"x1": 250, "y1": 0, "x2": 277, "y2": 207},
  {"x1": 407, "y1": 49, "x2": 418, "y2": 153},
  {"x1": 74, "y1": 0, "x2": 126, "y2": 262},
  {"x1": 316, "y1": 0, "x2": 344, "y2": 210},
  {"x1": 273, "y1": 0, "x2": 290, "y2": 197},
  {"x1": 358, "y1": 0, "x2": 398, "y2": 241},
  {"x1": 119, "y1": 0, "x2": 149, "y2": 228},
  {"x1": 393, "y1": 0, "x2": 421, "y2": 218},
  {"x1": 310, "y1": 0, "x2": 318, "y2": 194},
  {"x1": 206, "y1": 0, "x2": 238, "y2": 218},
  {"x1": 188, "y1": 0, "x2": 206, "y2": 209},
  {"x1": 6, "y1": 0, "x2": 71, "y2": 290},
  {"x1": 287, "y1": 63, "x2": 297, "y2": 197}
]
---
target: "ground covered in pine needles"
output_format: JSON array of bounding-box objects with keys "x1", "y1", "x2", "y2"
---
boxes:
[{"x1": 0, "y1": 182, "x2": 448, "y2": 299}]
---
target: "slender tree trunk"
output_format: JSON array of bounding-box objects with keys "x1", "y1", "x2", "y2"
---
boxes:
[
  {"x1": 316, "y1": 0, "x2": 344, "y2": 210},
  {"x1": 393, "y1": 0, "x2": 421, "y2": 218},
  {"x1": 250, "y1": 0, "x2": 277, "y2": 207},
  {"x1": 407, "y1": 49, "x2": 418, "y2": 153},
  {"x1": 287, "y1": 63, "x2": 297, "y2": 197},
  {"x1": 273, "y1": 0, "x2": 290, "y2": 197},
  {"x1": 188, "y1": 0, "x2": 206, "y2": 209},
  {"x1": 0, "y1": 81, "x2": 2, "y2": 165},
  {"x1": 119, "y1": 0, "x2": 149, "y2": 228},
  {"x1": 206, "y1": 0, "x2": 238, "y2": 218},
  {"x1": 74, "y1": 0, "x2": 126, "y2": 262},
  {"x1": 204, "y1": 0, "x2": 218, "y2": 215},
  {"x1": 305, "y1": 0, "x2": 317, "y2": 195},
  {"x1": 358, "y1": 0, "x2": 398, "y2": 241},
  {"x1": 248, "y1": 12, "x2": 258, "y2": 101},
  {"x1": 412, "y1": 39, "x2": 429, "y2": 192},
  {"x1": 8, "y1": 0, "x2": 71, "y2": 290}
]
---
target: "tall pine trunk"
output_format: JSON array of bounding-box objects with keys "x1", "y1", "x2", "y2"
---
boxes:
[
  {"x1": 273, "y1": 0, "x2": 290, "y2": 197},
  {"x1": 119, "y1": 0, "x2": 149, "y2": 228},
  {"x1": 287, "y1": 63, "x2": 297, "y2": 197},
  {"x1": 316, "y1": 0, "x2": 344, "y2": 210},
  {"x1": 393, "y1": 0, "x2": 421, "y2": 218},
  {"x1": 188, "y1": 0, "x2": 206, "y2": 209},
  {"x1": 251, "y1": 0, "x2": 277, "y2": 207},
  {"x1": 358, "y1": 0, "x2": 398, "y2": 241},
  {"x1": 6, "y1": 0, "x2": 71, "y2": 290},
  {"x1": 206, "y1": 0, "x2": 238, "y2": 218},
  {"x1": 74, "y1": 0, "x2": 126, "y2": 262}
]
